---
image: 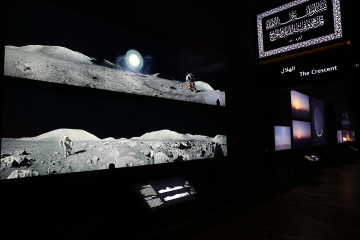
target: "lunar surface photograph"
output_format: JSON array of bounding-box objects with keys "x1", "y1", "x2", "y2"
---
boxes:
[
  {"x1": 1, "y1": 129, "x2": 227, "y2": 180},
  {"x1": 3, "y1": 0, "x2": 226, "y2": 107}
]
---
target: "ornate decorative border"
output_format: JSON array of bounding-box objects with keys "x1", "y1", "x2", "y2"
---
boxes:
[{"x1": 257, "y1": 0, "x2": 342, "y2": 59}]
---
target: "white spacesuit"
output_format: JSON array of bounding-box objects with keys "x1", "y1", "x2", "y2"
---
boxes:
[
  {"x1": 59, "y1": 136, "x2": 73, "y2": 157},
  {"x1": 185, "y1": 73, "x2": 193, "y2": 84},
  {"x1": 185, "y1": 73, "x2": 196, "y2": 92}
]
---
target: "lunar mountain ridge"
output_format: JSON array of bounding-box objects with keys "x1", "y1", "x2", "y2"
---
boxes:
[
  {"x1": 4, "y1": 45, "x2": 226, "y2": 106},
  {"x1": 11, "y1": 128, "x2": 222, "y2": 142}
]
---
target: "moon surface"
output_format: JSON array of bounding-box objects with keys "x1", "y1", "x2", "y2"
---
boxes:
[
  {"x1": 0, "y1": 129, "x2": 227, "y2": 180},
  {"x1": 4, "y1": 45, "x2": 226, "y2": 106},
  {"x1": 313, "y1": 106, "x2": 324, "y2": 137}
]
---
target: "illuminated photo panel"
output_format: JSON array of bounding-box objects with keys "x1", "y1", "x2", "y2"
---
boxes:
[
  {"x1": 311, "y1": 97, "x2": 326, "y2": 146},
  {"x1": 3, "y1": 0, "x2": 226, "y2": 107},
  {"x1": 274, "y1": 126, "x2": 292, "y2": 151},
  {"x1": 342, "y1": 130, "x2": 355, "y2": 143},
  {"x1": 0, "y1": 84, "x2": 227, "y2": 180},
  {"x1": 291, "y1": 90, "x2": 310, "y2": 120},
  {"x1": 292, "y1": 120, "x2": 312, "y2": 148},
  {"x1": 257, "y1": 0, "x2": 343, "y2": 59},
  {"x1": 337, "y1": 130, "x2": 343, "y2": 143}
]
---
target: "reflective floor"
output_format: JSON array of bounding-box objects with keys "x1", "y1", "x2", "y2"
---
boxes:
[{"x1": 160, "y1": 159, "x2": 360, "y2": 240}]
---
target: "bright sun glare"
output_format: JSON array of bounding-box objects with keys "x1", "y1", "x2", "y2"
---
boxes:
[
  {"x1": 129, "y1": 53, "x2": 140, "y2": 67},
  {"x1": 125, "y1": 49, "x2": 143, "y2": 71}
]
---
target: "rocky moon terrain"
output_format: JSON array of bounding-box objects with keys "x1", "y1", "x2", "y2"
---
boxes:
[
  {"x1": 0, "y1": 129, "x2": 227, "y2": 180},
  {"x1": 4, "y1": 45, "x2": 226, "y2": 106}
]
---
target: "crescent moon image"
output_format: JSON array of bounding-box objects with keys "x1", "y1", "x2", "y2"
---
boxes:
[{"x1": 314, "y1": 106, "x2": 324, "y2": 137}]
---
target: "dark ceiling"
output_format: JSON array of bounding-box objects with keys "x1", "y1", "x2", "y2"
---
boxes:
[
  {"x1": 3, "y1": 0, "x2": 360, "y2": 111},
  {"x1": 44, "y1": 0, "x2": 359, "y2": 98},
  {"x1": 45, "y1": 0, "x2": 359, "y2": 58}
]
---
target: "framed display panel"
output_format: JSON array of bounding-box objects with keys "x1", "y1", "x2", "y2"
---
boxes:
[
  {"x1": 291, "y1": 90, "x2": 310, "y2": 120},
  {"x1": 310, "y1": 97, "x2": 327, "y2": 146},
  {"x1": 271, "y1": 90, "x2": 328, "y2": 151},
  {"x1": 292, "y1": 120, "x2": 312, "y2": 148},
  {"x1": 257, "y1": 0, "x2": 343, "y2": 59},
  {"x1": 342, "y1": 130, "x2": 355, "y2": 142},
  {"x1": 274, "y1": 126, "x2": 292, "y2": 151},
  {"x1": 336, "y1": 130, "x2": 355, "y2": 143},
  {"x1": 337, "y1": 130, "x2": 343, "y2": 143},
  {"x1": 3, "y1": 0, "x2": 226, "y2": 107},
  {"x1": 0, "y1": 79, "x2": 228, "y2": 180}
]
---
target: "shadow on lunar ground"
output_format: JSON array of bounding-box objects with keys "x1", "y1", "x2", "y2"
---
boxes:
[{"x1": 74, "y1": 150, "x2": 86, "y2": 155}]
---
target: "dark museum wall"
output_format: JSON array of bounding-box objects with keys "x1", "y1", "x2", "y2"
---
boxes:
[{"x1": 1, "y1": 0, "x2": 360, "y2": 238}]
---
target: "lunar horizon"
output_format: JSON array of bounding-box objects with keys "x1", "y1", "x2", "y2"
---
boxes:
[{"x1": 4, "y1": 45, "x2": 226, "y2": 107}]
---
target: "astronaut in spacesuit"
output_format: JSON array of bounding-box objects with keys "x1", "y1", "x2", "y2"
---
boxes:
[
  {"x1": 185, "y1": 73, "x2": 196, "y2": 92},
  {"x1": 185, "y1": 73, "x2": 193, "y2": 84},
  {"x1": 59, "y1": 135, "x2": 73, "y2": 157}
]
